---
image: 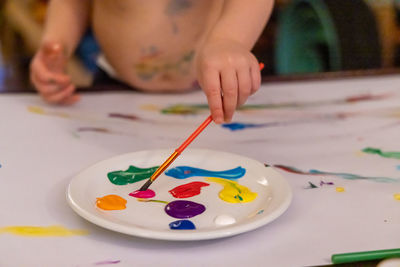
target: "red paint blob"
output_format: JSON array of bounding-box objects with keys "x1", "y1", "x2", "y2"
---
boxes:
[
  {"x1": 169, "y1": 181, "x2": 209, "y2": 198},
  {"x1": 129, "y1": 189, "x2": 155, "y2": 199}
]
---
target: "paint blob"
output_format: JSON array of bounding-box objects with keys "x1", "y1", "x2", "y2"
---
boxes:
[
  {"x1": 214, "y1": 214, "x2": 236, "y2": 226},
  {"x1": 206, "y1": 177, "x2": 257, "y2": 203},
  {"x1": 305, "y1": 182, "x2": 318, "y2": 189},
  {"x1": 169, "y1": 220, "x2": 196, "y2": 230},
  {"x1": 362, "y1": 147, "x2": 400, "y2": 160},
  {"x1": 107, "y1": 165, "x2": 159, "y2": 185},
  {"x1": 394, "y1": 193, "x2": 400, "y2": 201},
  {"x1": 94, "y1": 260, "x2": 121, "y2": 265},
  {"x1": 222, "y1": 122, "x2": 270, "y2": 131},
  {"x1": 169, "y1": 181, "x2": 209, "y2": 198},
  {"x1": 165, "y1": 166, "x2": 246, "y2": 180},
  {"x1": 165, "y1": 200, "x2": 205, "y2": 219},
  {"x1": 129, "y1": 189, "x2": 155, "y2": 199},
  {"x1": 0, "y1": 225, "x2": 88, "y2": 237},
  {"x1": 336, "y1": 187, "x2": 345, "y2": 192},
  {"x1": 96, "y1": 195, "x2": 127, "y2": 210}
]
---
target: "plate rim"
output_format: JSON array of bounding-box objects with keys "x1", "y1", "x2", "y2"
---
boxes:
[{"x1": 67, "y1": 148, "x2": 292, "y2": 241}]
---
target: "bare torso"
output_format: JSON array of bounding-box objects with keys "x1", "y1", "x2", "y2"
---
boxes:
[{"x1": 92, "y1": 0, "x2": 223, "y2": 92}]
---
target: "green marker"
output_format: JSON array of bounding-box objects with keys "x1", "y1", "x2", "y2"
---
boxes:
[{"x1": 331, "y1": 248, "x2": 400, "y2": 264}]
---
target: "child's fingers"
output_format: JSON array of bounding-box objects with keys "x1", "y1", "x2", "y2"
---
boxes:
[
  {"x1": 40, "y1": 84, "x2": 76, "y2": 104},
  {"x1": 202, "y1": 70, "x2": 224, "y2": 124},
  {"x1": 237, "y1": 67, "x2": 252, "y2": 107},
  {"x1": 31, "y1": 58, "x2": 70, "y2": 87},
  {"x1": 31, "y1": 71, "x2": 69, "y2": 95},
  {"x1": 60, "y1": 93, "x2": 81, "y2": 105},
  {"x1": 221, "y1": 69, "x2": 238, "y2": 123},
  {"x1": 250, "y1": 60, "x2": 262, "y2": 95}
]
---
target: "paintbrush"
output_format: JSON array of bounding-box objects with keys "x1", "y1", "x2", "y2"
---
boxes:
[
  {"x1": 139, "y1": 62, "x2": 265, "y2": 191},
  {"x1": 138, "y1": 115, "x2": 213, "y2": 191}
]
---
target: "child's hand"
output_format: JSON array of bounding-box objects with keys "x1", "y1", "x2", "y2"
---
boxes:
[
  {"x1": 196, "y1": 39, "x2": 261, "y2": 124},
  {"x1": 30, "y1": 42, "x2": 80, "y2": 105}
]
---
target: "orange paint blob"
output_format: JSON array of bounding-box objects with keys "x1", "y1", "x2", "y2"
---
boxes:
[{"x1": 96, "y1": 194, "x2": 127, "y2": 210}]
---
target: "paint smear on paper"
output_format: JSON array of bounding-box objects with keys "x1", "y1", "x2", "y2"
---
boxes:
[
  {"x1": 27, "y1": 106, "x2": 69, "y2": 118},
  {"x1": 96, "y1": 195, "x2": 127, "y2": 210},
  {"x1": 94, "y1": 260, "x2": 121, "y2": 265},
  {"x1": 165, "y1": 200, "x2": 206, "y2": 219},
  {"x1": 362, "y1": 147, "x2": 400, "y2": 160},
  {"x1": 274, "y1": 164, "x2": 399, "y2": 183},
  {"x1": 165, "y1": 166, "x2": 245, "y2": 180},
  {"x1": 0, "y1": 225, "x2": 88, "y2": 237},
  {"x1": 320, "y1": 181, "x2": 334, "y2": 186},
  {"x1": 336, "y1": 187, "x2": 345, "y2": 192},
  {"x1": 222, "y1": 122, "x2": 273, "y2": 131},
  {"x1": 169, "y1": 181, "x2": 209, "y2": 198},
  {"x1": 394, "y1": 193, "x2": 400, "y2": 200},
  {"x1": 206, "y1": 177, "x2": 257, "y2": 203},
  {"x1": 78, "y1": 127, "x2": 112, "y2": 133},
  {"x1": 129, "y1": 189, "x2": 155, "y2": 199},
  {"x1": 305, "y1": 182, "x2": 318, "y2": 189},
  {"x1": 169, "y1": 220, "x2": 196, "y2": 230},
  {"x1": 108, "y1": 113, "x2": 141, "y2": 121},
  {"x1": 107, "y1": 165, "x2": 159, "y2": 185}
]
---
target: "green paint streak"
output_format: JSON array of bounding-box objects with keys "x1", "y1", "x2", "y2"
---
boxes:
[
  {"x1": 107, "y1": 165, "x2": 159, "y2": 185},
  {"x1": 307, "y1": 182, "x2": 318, "y2": 189},
  {"x1": 362, "y1": 147, "x2": 400, "y2": 160},
  {"x1": 137, "y1": 199, "x2": 169, "y2": 204}
]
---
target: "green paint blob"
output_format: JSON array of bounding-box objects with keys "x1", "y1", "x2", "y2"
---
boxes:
[
  {"x1": 107, "y1": 165, "x2": 159, "y2": 185},
  {"x1": 362, "y1": 147, "x2": 400, "y2": 160}
]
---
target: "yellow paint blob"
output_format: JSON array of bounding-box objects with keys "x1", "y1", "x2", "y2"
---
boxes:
[
  {"x1": 336, "y1": 187, "x2": 345, "y2": 192},
  {"x1": 394, "y1": 193, "x2": 400, "y2": 201},
  {"x1": 27, "y1": 106, "x2": 45, "y2": 115},
  {"x1": 96, "y1": 194, "x2": 127, "y2": 210},
  {"x1": 0, "y1": 225, "x2": 88, "y2": 237},
  {"x1": 206, "y1": 177, "x2": 257, "y2": 203},
  {"x1": 140, "y1": 104, "x2": 159, "y2": 111}
]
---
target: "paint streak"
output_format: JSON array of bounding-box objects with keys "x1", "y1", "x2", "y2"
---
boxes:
[
  {"x1": 108, "y1": 113, "x2": 140, "y2": 121},
  {"x1": 165, "y1": 166, "x2": 246, "y2": 179},
  {"x1": 78, "y1": 127, "x2": 111, "y2": 133},
  {"x1": 27, "y1": 106, "x2": 69, "y2": 118},
  {"x1": 394, "y1": 193, "x2": 400, "y2": 200},
  {"x1": 137, "y1": 199, "x2": 169, "y2": 204},
  {"x1": 94, "y1": 260, "x2": 121, "y2": 265},
  {"x1": 336, "y1": 187, "x2": 345, "y2": 192},
  {"x1": 107, "y1": 165, "x2": 159, "y2": 185},
  {"x1": 0, "y1": 226, "x2": 88, "y2": 237},
  {"x1": 165, "y1": 200, "x2": 205, "y2": 219},
  {"x1": 169, "y1": 220, "x2": 196, "y2": 230},
  {"x1": 274, "y1": 164, "x2": 399, "y2": 183},
  {"x1": 397, "y1": 165, "x2": 400, "y2": 171},
  {"x1": 169, "y1": 181, "x2": 209, "y2": 198},
  {"x1": 129, "y1": 189, "x2": 155, "y2": 199},
  {"x1": 362, "y1": 147, "x2": 400, "y2": 160},
  {"x1": 96, "y1": 195, "x2": 127, "y2": 210},
  {"x1": 206, "y1": 177, "x2": 257, "y2": 203},
  {"x1": 158, "y1": 93, "x2": 390, "y2": 115},
  {"x1": 320, "y1": 181, "x2": 334, "y2": 186},
  {"x1": 222, "y1": 122, "x2": 272, "y2": 131}
]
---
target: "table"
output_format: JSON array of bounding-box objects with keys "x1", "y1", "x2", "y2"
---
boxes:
[{"x1": 0, "y1": 75, "x2": 399, "y2": 267}]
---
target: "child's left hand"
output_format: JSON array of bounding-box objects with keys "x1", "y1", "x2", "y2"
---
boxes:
[{"x1": 196, "y1": 39, "x2": 261, "y2": 124}]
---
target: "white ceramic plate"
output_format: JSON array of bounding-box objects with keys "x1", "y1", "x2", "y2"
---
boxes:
[{"x1": 67, "y1": 149, "x2": 292, "y2": 241}]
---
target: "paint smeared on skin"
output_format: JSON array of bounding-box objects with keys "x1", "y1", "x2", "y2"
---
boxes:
[
  {"x1": 96, "y1": 195, "x2": 127, "y2": 210},
  {"x1": 206, "y1": 177, "x2": 257, "y2": 203},
  {"x1": 94, "y1": 260, "x2": 121, "y2": 265},
  {"x1": 394, "y1": 193, "x2": 400, "y2": 200},
  {"x1": 274, "y1": 164, "x2": 399, "y2": 183},
  {"x1": 336, "y1": 187, "x2": 345, "y2": 192},
  {"x1": 362, "y1": 147, "x2": 400, "y2": 160},
  {"x1": 165, "y1": 166, "x2": 246, "y2": 180},
  {"x1": 129, "y1": 189, "x2": 155, "y2": 199},
  {"x1": 107, "y1": 165, "x2": 159, "y2": 185},
  {"x1": 165, "y1": 200, "x2": 205, "y2": 218},
  {"x1": 169, "y1": 181, "x2": 209, "y2": 198},
  {"x1": 108, "y1": 113, "x2": 140, "y2": 121},
  {"x1": 0, "y1": 225, "x2": 88, "y2": 237},
  {"x1": 169, "y1": 220, "x2": 196, "y2": 230},
  {"x1": 214, "y1": 214, "x2": 236, "y2": 226}
]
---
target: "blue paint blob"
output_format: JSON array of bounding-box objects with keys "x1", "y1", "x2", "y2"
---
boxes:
[
  {"x1": 396, "y1": 165, "x2": 400, "y2": 171},
  {"x1": 165, "y1": 166, "x2": 246, "y2": 179},
  {"x1": 222, "y1": 122, "x2": 267, "y2": 131},
  {"x1": 169, "y1": 220, "x2": 196, "y2": 230}
]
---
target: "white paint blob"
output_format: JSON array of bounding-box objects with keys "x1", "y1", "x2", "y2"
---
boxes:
[{"x1": 214, "y1": 214, "x2": 236, "y2": 226}]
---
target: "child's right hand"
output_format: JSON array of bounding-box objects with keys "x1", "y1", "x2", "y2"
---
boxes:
[{"x1": 30, "y1": 42, "x2": 80, "y2": 105}]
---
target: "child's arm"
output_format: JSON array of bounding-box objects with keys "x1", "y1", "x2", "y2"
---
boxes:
[
  {"x1": 196, "y1": 0, "x2": 274, "y2": 123},
  {"x1": 30, "y1": 0, "x2": 91, "y2": 104}
]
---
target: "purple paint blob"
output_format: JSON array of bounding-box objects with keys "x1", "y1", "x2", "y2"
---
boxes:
[
  {"x1": 165, "y1": 200, "x2": 205, "y2": 219},
  {"x1": 129, "y1": 189, "x2": 155, "y2": 199}
]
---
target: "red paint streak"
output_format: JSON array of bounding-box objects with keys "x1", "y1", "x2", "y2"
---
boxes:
[
  {"x1": 169, "y1": 182, "x2": 209, "y2": 198},
  {"x1": 345, "y1": 93, "x2": 390, "y2": 103},
  {"x1": 273, "y1": 165, "x2": 310, "y2": 175}
]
